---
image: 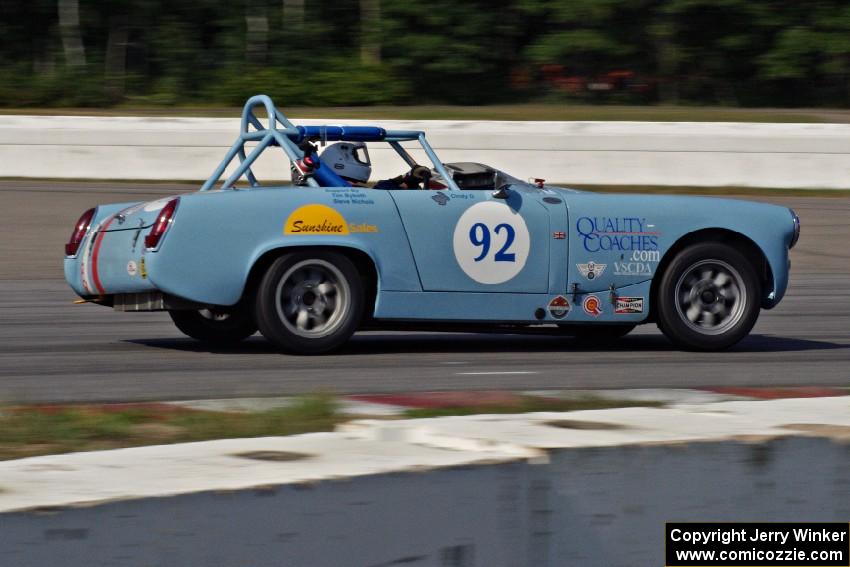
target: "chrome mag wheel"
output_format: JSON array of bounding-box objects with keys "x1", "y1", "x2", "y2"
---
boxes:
[
  {"x1": 674, "y1": 259, "x2": 747, "y2": 336},
  {"x1": 275, "y1": 259, "x2": 351, "y2": 339}
]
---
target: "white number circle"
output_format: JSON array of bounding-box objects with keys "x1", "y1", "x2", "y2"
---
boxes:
[{"x1": 452, "y1": 201, "x2": 530, "y2": 284}]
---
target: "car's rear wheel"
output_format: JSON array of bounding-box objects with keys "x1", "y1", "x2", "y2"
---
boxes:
[
  {"x1": 558, "y1": 323, "x2": 636, "y2": 343},
  {"x1": 656, "y1": 242, "x2": 761, "y2": 351},
  {"x1": 254, "y1": 251, "x2": 364, "y2": 354},
  {"x1": 169, "y1": 307, "x2": 257, "y2": 345}
]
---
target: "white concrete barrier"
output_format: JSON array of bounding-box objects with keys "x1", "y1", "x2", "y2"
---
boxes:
[
  {"x1": 2, "y1": 397, "x2": 849, "y2": 566},
  {"x1": 1, "y1": 115, "x2": 849, "y2": 187}
]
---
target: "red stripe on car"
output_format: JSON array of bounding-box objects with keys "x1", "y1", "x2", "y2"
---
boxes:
[{"x1": 90, "y1": 215, "x2": 116, "y2": 295}]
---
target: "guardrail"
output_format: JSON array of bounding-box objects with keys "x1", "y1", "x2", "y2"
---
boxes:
[{"x1": 0, "y1": 115, "x2": 849, "y2": 188}]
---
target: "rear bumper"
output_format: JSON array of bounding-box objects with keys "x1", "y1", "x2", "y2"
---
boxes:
[{"x1": 112, "y1": 292, "x2": 204, "y2": 312}]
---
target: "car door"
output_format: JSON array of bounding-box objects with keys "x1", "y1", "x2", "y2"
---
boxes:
[{"x1": 389, "y1": 187, "x2": 551, "y2": 293}]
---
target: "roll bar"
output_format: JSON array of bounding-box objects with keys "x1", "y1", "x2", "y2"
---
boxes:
[{"x1": 200, "y1": 94, "x2": 460, "y2": 191}]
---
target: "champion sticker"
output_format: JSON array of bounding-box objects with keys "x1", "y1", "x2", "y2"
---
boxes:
[
  {"x1": 126, "y1": 260, "x2": 138, "y2": 277},
  {"x1": 578, "y1": 261, "x2": 606, "y2": 280},
  {"x1": 452, "y1": 201, "x2": 530, "y2": 285},
  {"x1": 140, "y1": 257, "x2": 147, "y2": 279},
  {"x1": 548, "y1": 296, "x2": 571, "y2": 319},
  {"x1": 615, "y1": 296, "x2": 644, "y2": 314},
  {"x1": 583, "y1": 295, "x2": 602, "y2": 317}
]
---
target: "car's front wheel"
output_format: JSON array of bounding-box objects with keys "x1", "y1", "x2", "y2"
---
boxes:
[
  {"x1": 656, "y1": 242, "x2": 761, "y2": 351},
  {"x1": 169, "y1": 307, "x2": 257, "y2": 345},
  {"x1": 254, "y1": 251, "x2": 364, "y2": 354}
]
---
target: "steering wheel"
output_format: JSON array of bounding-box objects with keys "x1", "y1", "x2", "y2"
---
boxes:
[{"x1": 404, "y1": 165, "x2": 431, "y2": 189}]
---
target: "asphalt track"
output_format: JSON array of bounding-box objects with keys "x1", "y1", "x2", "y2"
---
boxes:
[{"x1": 1, "y1": 181, "x2": 848, "y2": 404}]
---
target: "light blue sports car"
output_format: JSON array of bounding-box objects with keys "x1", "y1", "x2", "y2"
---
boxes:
[{"x1": 64, "y1": 95, "x2": 800, "y2": 353}]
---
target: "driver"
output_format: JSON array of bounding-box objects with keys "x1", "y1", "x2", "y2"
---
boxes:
[{"x1": 319, "y1": 142, "x2": 429, "y2": 189}]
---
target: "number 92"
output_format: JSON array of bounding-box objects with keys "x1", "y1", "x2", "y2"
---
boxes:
[{"x1": 469, "y1": 222, "x2": 516, "y2": 262}]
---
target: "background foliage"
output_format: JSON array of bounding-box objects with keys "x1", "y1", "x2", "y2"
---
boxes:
[{"x1": 1, "y1": 0, "x2": 849, "y2": 107}]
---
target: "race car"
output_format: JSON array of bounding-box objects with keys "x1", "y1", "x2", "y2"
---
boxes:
[{"x1": 64, "y1": 95, "x2": 800, "y2": 353}]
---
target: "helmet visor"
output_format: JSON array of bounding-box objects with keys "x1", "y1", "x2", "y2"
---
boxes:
[{"x1": 352, "y1": 145, "x2": 371, "y2": 167}]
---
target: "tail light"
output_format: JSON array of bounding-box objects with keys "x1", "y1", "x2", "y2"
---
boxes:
[
  {"x1": 145, "y1": 198, "x2": 180, "y2": 250},
  {"x1": 65, "y1": 208, "x2": 96, "y2": 256}
]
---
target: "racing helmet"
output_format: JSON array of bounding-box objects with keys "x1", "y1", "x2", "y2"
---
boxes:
[{"x1": 320, "y1": 142, "x2": 372, "y2": 183}]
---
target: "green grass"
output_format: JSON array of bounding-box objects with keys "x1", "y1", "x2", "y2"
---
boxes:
[
  {"x1": 402, "y1": 396, "x2": 663, "y2": 419},
  {"x1": 0, "y1": 395, "x2": 340, "y2": 461},
  {"x1": 0, "y1": 103, "x2": 843, "y2": 123},
  {"x1": 0, "y1": 394, "x2": 666, "y2": 460}
]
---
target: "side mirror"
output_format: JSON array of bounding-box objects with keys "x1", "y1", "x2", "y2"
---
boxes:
[{"x1": 492, "y1": 185, "x2": 510, "y2": 199}]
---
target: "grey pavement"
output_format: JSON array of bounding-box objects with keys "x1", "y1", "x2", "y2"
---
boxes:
[{"x1": 0, "y1": 182, "x2": 847, "y2": 403}]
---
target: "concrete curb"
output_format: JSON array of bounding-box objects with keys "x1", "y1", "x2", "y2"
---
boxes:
[
  {"x1": 2, "y1": 393, "x2": 850, "y2": 566},
  {"x1": 164, "y1": 386, "x2": 850, "y2": 416}
]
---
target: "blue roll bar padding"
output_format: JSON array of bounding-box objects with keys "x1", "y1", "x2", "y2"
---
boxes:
[
  {"x1": 309, "y1": 153, "x2": 352, "y2": 187},
  {"x1": 293, "y1": 125, "x2": 387, "y2": 143}
]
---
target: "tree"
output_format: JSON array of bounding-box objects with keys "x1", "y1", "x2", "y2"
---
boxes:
[{"x1": 58, "y1": 0, "x2": 85, "y2": 67}]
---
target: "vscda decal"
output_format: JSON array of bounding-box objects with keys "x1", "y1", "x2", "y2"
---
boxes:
[
  {"x1": 576, "y1": 217, "x2": 659, "y2": 253},
  {"x1": 614, "y1": 250, "x2": 661, "y2": 276},
  {"x1": 614, "y1": 262, "x2": 653, "y2": 276}
]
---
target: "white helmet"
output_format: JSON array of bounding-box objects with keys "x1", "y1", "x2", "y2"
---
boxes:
[{"x1": 320, "y1": 142, "x2": 372, "y2": 183}]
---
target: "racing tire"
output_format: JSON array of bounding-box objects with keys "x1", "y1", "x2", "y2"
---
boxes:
[
  {"x1": 254, "y1": 251, "x2": 364, "y2": 354},
  {"x1": 169, "y1": 307, "x2": 257, "y2": 345},
  {"x1": 656, "y1": 242, "x2": 761, "y2": 351},
  {"x1": 560, "y1": 324, "x2": 636, "y2": 344}
]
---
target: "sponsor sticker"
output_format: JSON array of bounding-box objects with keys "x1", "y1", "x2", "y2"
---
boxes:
[
  {"x1": 577, "y1": 261, "x2": 606, "y2": 280},
  {"x1": 575, "y1": 216, "x2": 660, "y2": 254},
  {"x1": 139, "y1": 257, "x2": 147, "y2": 279},
  {"x1": 126, "y1": 260, "x2": 138, "y2": 277},
  {"x1": 583, "y1": 295, "x2": 602, "y2": 317},
  {"x1": 548, "y1": 295, "x2": 571, "y2": 319},
  {"x1": 615, "y1": 296, "x2": 644, "y2": 314},
  {"x1": 284, "y1": 204, "x2": 377, "y2": 235},
  {"x1": 431, "y1": 192, "x2": 449, "y2": 206},
  {"x1": 285, "y1": 204, "x2": 348, "y2": 234},
  {"x1": 452, "y1": 201, "x2": 530, "y2": 285},
  {"x1": 613, "y1": 263, "x2": 653, "y2": 276},
  {"x1": 614, "y1": 249, "x2": 661, "y2": 276}
]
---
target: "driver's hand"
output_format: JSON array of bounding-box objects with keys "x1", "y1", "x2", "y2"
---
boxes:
[{"x1": 410, "y1": 165, "x2": 431, "y2": 181}]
